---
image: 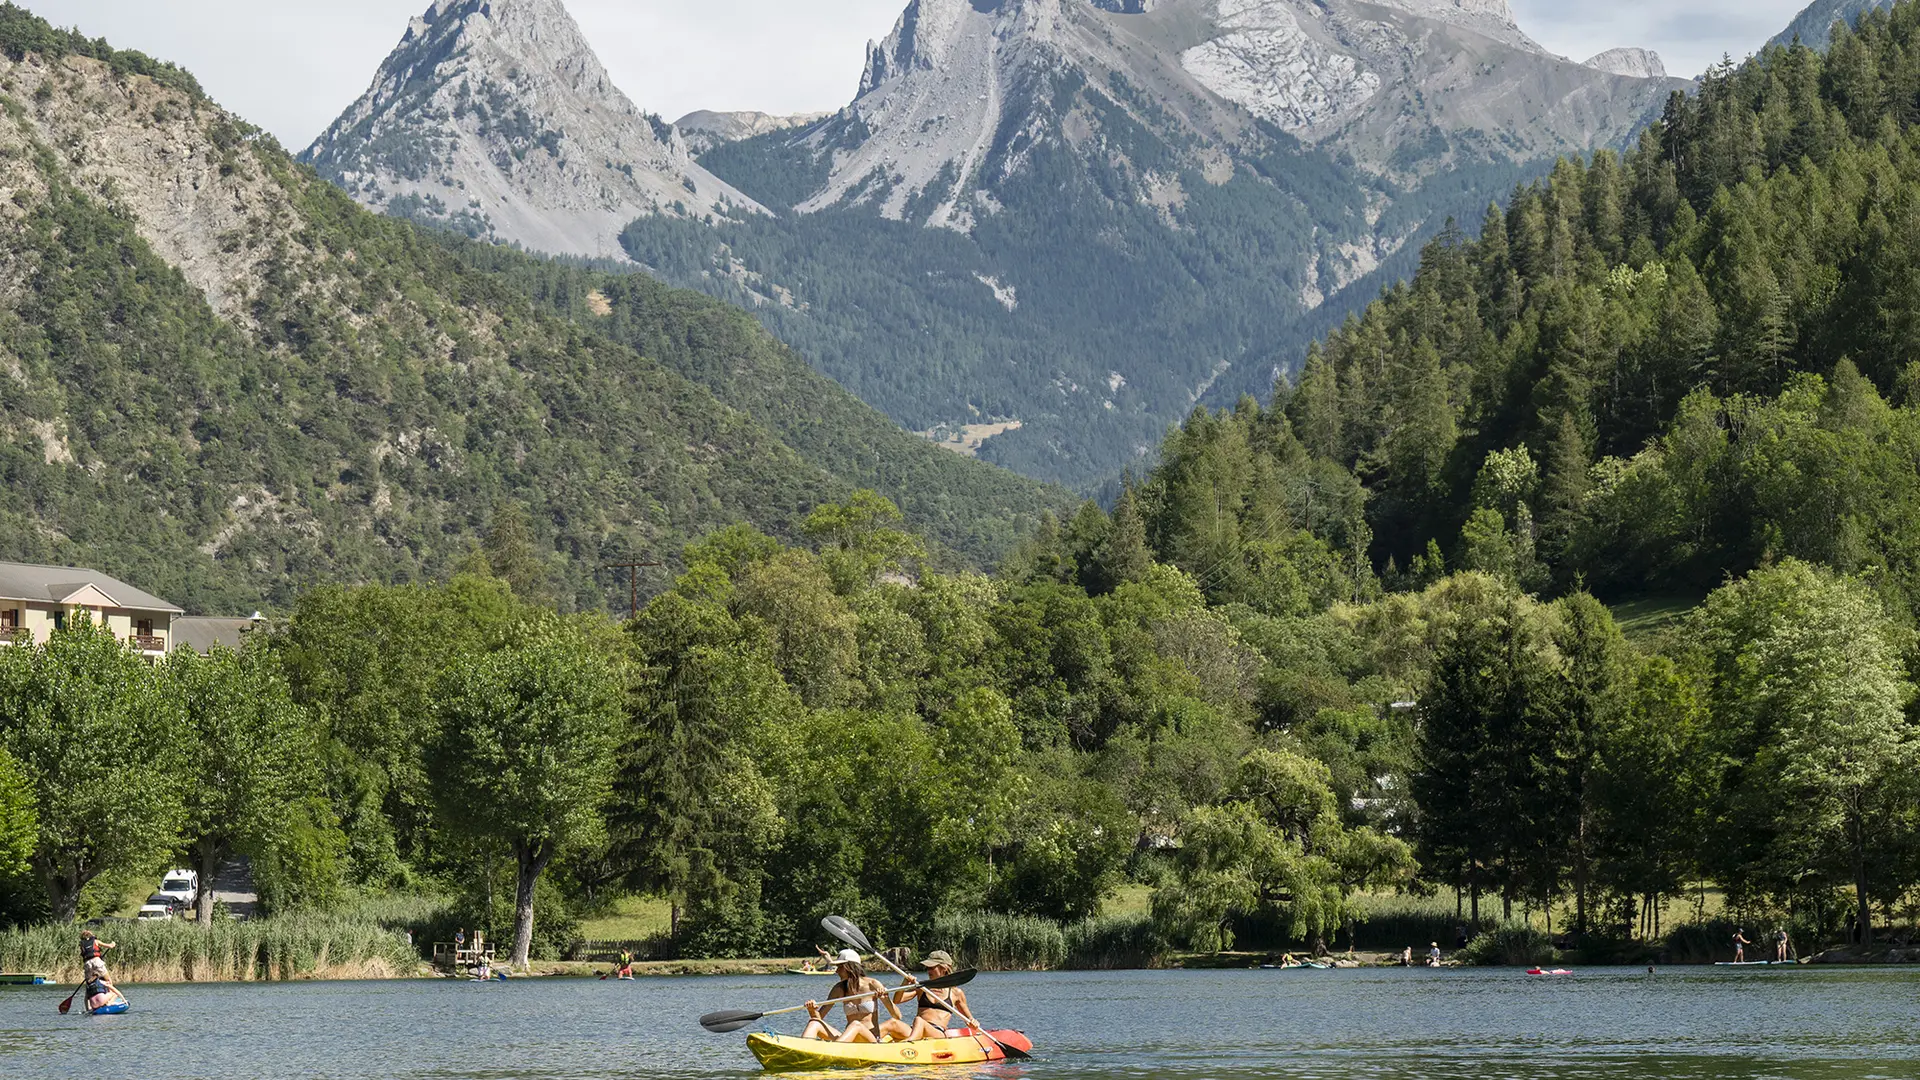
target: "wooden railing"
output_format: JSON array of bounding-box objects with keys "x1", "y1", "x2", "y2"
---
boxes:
[{"x1": 130, "y1": 635, "x2": 165, "y2": 652}]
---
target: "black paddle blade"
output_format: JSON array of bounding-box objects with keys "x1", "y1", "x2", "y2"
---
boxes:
[
  {"x1": 700, "y1": 1009, "x2": 763, "y2": 1033},
  {"x1": 926, "y1": 967, "x2": 977, "y2": 989},
  {"x1": 821, "y1": 915, "x2": 874, "y2": 954}
]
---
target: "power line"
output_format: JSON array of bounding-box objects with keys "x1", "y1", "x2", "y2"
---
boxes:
[{"x1": 604, "y1": 559, "x2": 662, "y2": 621}]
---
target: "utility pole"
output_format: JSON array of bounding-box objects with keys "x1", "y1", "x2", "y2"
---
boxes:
[{"x1": 603, "y1": 559, "x2": 661, "y2": 621}]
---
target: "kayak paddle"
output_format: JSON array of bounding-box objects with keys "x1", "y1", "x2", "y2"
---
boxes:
[
  {"x1": 821, "y1": 915, "x2": 1031, "y2": 1061},
  {"x1": 699, "y1": 967, "x2": 975, "y2": 1033}
]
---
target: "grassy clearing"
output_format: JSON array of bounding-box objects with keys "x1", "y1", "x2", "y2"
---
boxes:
[
  {"x1": 1608, "y1": 594, "x2": 1704, "y2": 643},
  {"x1": 578, "y1": 895, "x2": 673, "y2": 940},
  {"x1": 1098, "y1": 883, "x2": 1152, "y2": 920}
]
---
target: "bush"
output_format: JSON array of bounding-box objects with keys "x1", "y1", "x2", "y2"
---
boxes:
[
  {"x1": 1064, "y1": 914, "x2": 1167, "y2": 969},
  {"x1": 926, "y1": 911, "x2": 1066, "y2": 971},
  {"x1": 1460, "y1": 925, "x2": 1555, "y2": 966}
]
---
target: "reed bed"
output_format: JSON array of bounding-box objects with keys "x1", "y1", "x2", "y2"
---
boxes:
[
  {"x1": 926, "y1": 911, "x2": 1067, "y2": 971},
  {"x1": 0, "y1": 909, "x2": 423, "y2": 983},
  {"x1": 1063, "y1": 914, "x2": 1166, "y2": 969}
]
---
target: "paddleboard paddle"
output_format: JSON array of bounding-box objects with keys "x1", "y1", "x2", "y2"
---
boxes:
[
  {"x1": 821, "y1": 915, "x2": 1031, "y2": 1061},
  {"x1": 698, "y1": 968, "x2": 975, "y2": 1033}
]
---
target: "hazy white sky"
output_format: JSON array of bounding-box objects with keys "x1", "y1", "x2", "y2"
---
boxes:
[{"x1": 18, "y1": 0, "x2": 1819, "y2": 150}]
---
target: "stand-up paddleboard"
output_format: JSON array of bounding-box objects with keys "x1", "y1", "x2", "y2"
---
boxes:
[
  {"x1": 1714, "y1": 960, "x2": 1792, "y2": 966},
  {"x1": 85, "y1": 988, "x2": 129, "y2": 1014}
]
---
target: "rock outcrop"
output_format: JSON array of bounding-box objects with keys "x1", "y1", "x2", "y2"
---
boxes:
[
  {"x1": 1585, "y1": 48, "x2": 1668, "y2": 80},
  {"x1": 301, "y1": 0, "x2": 761, "y2": 260}
]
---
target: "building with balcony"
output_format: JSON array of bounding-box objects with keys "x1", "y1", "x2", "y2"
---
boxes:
[{"x1": 0, "y1": 561, "x2": 185, "y2": 656}]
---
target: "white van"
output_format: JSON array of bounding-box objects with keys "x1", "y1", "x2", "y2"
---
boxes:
[
  {"x1": 135, "y1": 903, "x2": 173, "y2": 921},
  {"x1": 157, "y1": 869, "x2": 198, "y2": 906}
]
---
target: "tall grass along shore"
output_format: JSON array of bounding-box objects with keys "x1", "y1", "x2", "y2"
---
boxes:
[{"x1": 1, "y1": 907, "x2": 426, "y2": 983}]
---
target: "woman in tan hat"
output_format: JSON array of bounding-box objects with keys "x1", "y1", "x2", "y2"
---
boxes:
[
  {"x1": 803, "y1": 949, "x2": 903, "y2": 1043},
  {"x1": 893, "y1": 950, "x2": 980, "y2": 1042}
]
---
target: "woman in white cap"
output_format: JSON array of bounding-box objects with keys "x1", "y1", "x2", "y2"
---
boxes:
[{"x1": 803, "y1": 949, "x2": 903, "y2": 1043}]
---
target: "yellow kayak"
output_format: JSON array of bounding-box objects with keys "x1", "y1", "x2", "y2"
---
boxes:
[{"x1": 746, "y1": 1030, "x2": 1030, "y2": 1070}]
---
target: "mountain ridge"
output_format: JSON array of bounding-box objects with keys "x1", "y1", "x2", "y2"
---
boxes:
[{"x1": 1772, "y1": 0, "x2": 1890, "y2": 50}]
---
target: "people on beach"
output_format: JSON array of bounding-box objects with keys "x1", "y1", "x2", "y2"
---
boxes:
[
  {"x1": 893, "y1": 950, "x2": 979, "y2": 1042},
  {"x1": 803, "y1": 950, "x2": 902, "y2": 1044},
  {"x1": 1400, "y1": 946, "x2": 1413, "y2": 966},
  {"x1": 1427, "y1": 942, "x2": 1442, "y2": 967},
  {"x1": 1455, "y1": 924, "x2": 1468, "y2": 950},
  {"x1": 1732, "y1": 928, "x2": 1751, "y2": 962}
]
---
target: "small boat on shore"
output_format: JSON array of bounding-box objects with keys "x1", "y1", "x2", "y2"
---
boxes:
[
  {"x1": 747, "y1": 1030, "x2": 1032, "y2": 1070},
  {"x1": 785, "y1": 967, "x2": 838, "y2": 976},
  {"x1": 0, "y1": 973, "x2": 51, "y2": 985}
]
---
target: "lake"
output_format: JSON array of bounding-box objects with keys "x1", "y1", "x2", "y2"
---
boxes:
[{"x1": 2, "y1": 966, "x2": 1917, "y2": 1079}]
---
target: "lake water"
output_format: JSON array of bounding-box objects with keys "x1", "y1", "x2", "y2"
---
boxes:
[{"x1": 2, "y1": 966, "x2": 1917, "y2": 1079}]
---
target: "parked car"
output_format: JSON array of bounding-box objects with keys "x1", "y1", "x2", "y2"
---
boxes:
[
  {"x1": 135, "y1": 903, "x2": 173, "y2": 921},
  {"x1": 156, "y1": 868, "x2": 198, "y2": 907}
]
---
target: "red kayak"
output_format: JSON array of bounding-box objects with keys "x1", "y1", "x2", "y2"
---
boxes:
[{"x1": 1526, "y1": 968, "x2": 1573, "y2": 976}]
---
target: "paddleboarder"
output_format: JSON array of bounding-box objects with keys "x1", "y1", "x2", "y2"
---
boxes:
[
  {"x1": 78, "y1": 931, "x2": 123, "y2": 1012},
  {"x1": 1774, "y1": 928, "x2": 1791, "y2": 963},
  {"x1": 1731, "y1": 928, "x2": 1751, "y2": 963},
  {"x1": 802, "y1": 951, "x2": 901, "y2": 1044}
]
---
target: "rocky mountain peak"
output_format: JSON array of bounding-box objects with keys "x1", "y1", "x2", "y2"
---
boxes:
[{"x1": 303, "y1": 0, "x2": 760, "y2": 259}]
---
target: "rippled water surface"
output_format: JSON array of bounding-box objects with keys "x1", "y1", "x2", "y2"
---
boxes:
[{"x1": 3, "y1": 966, "x2": 1917, "y2": 1079}]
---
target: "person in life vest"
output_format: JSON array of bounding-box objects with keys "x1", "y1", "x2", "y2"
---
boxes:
[{"x1": 80, "y1": 930, "x2": 119, "y2": 1009}]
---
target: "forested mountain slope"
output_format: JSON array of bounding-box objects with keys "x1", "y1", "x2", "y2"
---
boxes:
[
  {"x1": 1192, "y1": 0, "x2": 1920, "y2": 622},
  {"x1": 0, "y1": 6, "x2": 1062, "y2": 615}
]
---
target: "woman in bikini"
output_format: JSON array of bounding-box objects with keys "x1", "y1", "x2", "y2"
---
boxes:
[
  {"x1": 803, "y1": 951, "x2": 903, "y2": 1043},
  {"x1": 892, "y1": 950, "x2": 980, "y2": 1042}
]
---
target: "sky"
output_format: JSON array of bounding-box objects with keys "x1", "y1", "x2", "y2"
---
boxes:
[{"x1": 18, "y1": 0, "x2": 1821, "y2": 151}]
